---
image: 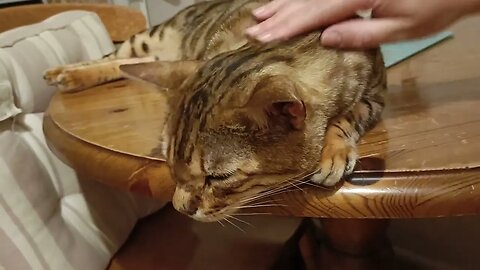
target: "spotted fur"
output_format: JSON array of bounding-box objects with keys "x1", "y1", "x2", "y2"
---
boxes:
[{"x1": 43, "y1": 0, "x2": 387, "y2": 222}]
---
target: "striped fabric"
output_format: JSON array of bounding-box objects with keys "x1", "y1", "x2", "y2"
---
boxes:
[
  {"x1": 0, "y1": 114, "x2": 164, "y2": 270},
  {"x1": 0, "y1": 11, "x2": 165, "y2": 270},
  {"x1": 0, "y1": 10, "x2": 114, "y2": 119},
  {"x1": 0, "y1": 62, "x2": 21, "y2": 121}
]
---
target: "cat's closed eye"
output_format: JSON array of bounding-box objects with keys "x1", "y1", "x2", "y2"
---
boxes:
[{"x1": 206, "y1": 173, "x2": 234, "y2": 182}]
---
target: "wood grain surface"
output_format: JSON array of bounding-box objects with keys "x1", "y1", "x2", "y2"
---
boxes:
[{"x1": 44, "y1": 16, "x2": 480, "y2": 218}]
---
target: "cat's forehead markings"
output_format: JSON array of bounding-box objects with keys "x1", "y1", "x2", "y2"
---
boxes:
[
  {"x1": 174, "y1": 79, "x2": 215, "y2": 161},
  {"x1": 189, "y1": 148, "x2": 204, "y2": 176}
]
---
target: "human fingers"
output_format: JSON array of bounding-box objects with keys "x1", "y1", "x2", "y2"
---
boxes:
[
  {"x1": 247, "y1": 0, "x2": 376, "y2": 42},
  {"x1": 246, "y1": 1, "x2": 306, "y2": 41},
  {"x1": 321, "y1": 18, "x2": 413, "y2": 48},
  {"x1": 252, "y1": 0, "x2": 291, "y2": 20}
]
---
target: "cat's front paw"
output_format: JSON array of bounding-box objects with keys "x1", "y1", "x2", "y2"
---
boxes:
[
  {"x1": 311, "y1": 142, "x2": 357, "y2": 186},
  {"x1": 43, "y1": 67, "x2": 64, "y2": 86},
  {"x1": 43, "y1": 67, "x2": 83, "y2": 92}
]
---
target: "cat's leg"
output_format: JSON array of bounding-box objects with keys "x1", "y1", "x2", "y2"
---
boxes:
[
  {"x1": 312, "y1": 87, "x2": 386, "y2": 186},
  {"x1": 44, "y1": 56, "x2": 158, "y2": 92},
  {"x1": 43, "y1": 54, "x2": 116, "y2": 87},
  {"x1": 44, "y1": 20, "x2": 185, "y2": 92}
]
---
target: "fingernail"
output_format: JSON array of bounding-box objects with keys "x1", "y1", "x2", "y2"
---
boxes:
[
  {"x1": 246, "y1": 26, "x2": 260, "y2": 36},
  {"x1": 257, "y1": 32, "x2": 273, "y2": 42},
  {"x1": 321, "y1": 31, "x2": 342, "y2": 47}
]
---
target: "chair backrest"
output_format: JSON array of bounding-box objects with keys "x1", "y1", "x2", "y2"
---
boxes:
[
  {"x1": 0, "y1": 3, "x2": 147, "y2": 42},
  {"x1": 0, "y1": 10, "x2": 118, "y2": 117}
]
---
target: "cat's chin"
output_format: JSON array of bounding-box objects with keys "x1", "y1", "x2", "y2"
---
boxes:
[{"x1": 188, "y1": 210, "x2": 231, "y2": 223}]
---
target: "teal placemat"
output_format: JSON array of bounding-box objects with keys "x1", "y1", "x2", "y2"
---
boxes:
[{"x1": 381, "y1": 31, "x2": 454, "y2": 68}]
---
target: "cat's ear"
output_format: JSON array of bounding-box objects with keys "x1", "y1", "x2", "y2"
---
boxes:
[
  {"x1": 247, "y1": 76, "x2": 306, "y2": 130},
  {"x1": 264, "y1": 100, "x2": 306, "y2": 130},
  {"x1": 119, "y1": 60, "x2": 203, "y2": 90}
]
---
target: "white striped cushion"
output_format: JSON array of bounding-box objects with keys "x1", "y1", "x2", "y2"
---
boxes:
[
  {"x1": 0, "y1": 10, "x2": 115, "y2": 119},
  {"x1": 0, "y1": 62, "x2": 21, "y2": 121},
  {"x1": 0, "y1": 114, "x2": 164, "y2": 270}
]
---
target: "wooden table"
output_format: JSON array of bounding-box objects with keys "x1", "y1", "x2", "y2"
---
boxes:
[{"x1": 44, "y1": 16, "x2": 480, "y2": 264}]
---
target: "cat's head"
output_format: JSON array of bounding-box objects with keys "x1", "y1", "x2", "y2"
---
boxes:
[{"x1": 120, "y1": 54, "x2": 332, "y2": 222}]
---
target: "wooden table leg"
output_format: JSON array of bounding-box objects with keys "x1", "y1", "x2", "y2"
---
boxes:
[{"x1": 297, "y1": 219, "x2": 394, "y2": 270}]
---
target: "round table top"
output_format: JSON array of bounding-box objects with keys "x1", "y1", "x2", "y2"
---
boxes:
[{"x1": 44, "y1": 16, "x2": 480, "y2": 219}]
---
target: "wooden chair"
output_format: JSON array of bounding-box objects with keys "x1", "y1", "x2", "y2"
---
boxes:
[{"x1": 0, "y1": 3, "x2": 147, "y2": 42}]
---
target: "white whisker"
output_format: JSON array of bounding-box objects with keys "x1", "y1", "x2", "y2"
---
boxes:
[
  {"x1": 288, "y1": 181, "x2": 305, "y2": 193},
  {"x1": 245, "y1": 199, "x2": 283, "y2": 205},
  {"x1": 227, "y1": 215, "x2": 254, "y2": 227},
  {"x1": 224, "y1": 217, "x2": 246, "y2": 233},
  {"x1": 247, "y1": 200, "x2": 284, "y2": 207},
  {"x1": 240, "y1": 184, "x2": 292, "y2": 204},
  {"x1": 232, "y1": 212, "x2": 273, "y2": 216},
  {"x1": 235, "y1": 203, "x2": 287, "y2": 209},
  {"x1": 234, "y1": 169, "x2": 323, "y2": 214},
  {"x1": 301, "y1": 181, "x2": 330, "y2": 189},
  {"x1": 239, "y1": 173, "x2": 306, "y2": 203},
  {"x1": 239, "y1": 186, "x2": 296, "y2": 206},
  {"x1": 247, "y1": 187, "x2": 300, "y2": 201}
]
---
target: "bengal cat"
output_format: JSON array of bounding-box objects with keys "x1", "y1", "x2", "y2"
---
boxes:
[{"x1": 43, "y1": 0, "x2": 386, "y2": 222}]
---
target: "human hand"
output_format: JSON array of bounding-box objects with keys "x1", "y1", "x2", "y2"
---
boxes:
[{"x1": 246, "y1": 0, "x2": 480, "y2": 48}]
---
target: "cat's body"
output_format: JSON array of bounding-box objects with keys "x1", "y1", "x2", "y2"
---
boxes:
[{"x1": 44, "y1": 0, "x2": 386, "y2": 222}]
